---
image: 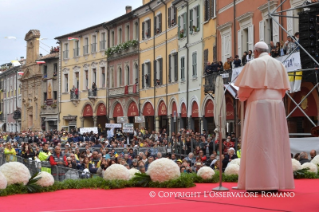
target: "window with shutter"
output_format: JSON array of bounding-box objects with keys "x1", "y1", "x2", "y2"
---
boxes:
[
  {"x1": 272, "y1": 16, "x2": 279, "y2": 43},
  {"x1": 148, "y1": 62, "x2": 151, "y2": 87},
  {"x1": 169, "y1": 54, "x2": 171, "y2": 82},
  {"x1": 181, "y1": 57, "x2": 185, "y2": 80},
  {"x1": 159, "y1": 14, "x2": 162, "y2": 32},
  {"x1": 174, "y1": 7, "x2": 177, "y2": 26},
  {"x1": 178, "y1": 16, "x2": 181, "y2": 37},
  {"x1": 192, "y1": 52, "x2": 197, "y2": 76},
  {"x1": 147, "y1": 20, "x2": 151, "y2": 38},
  {"x1": 213, "y1": 44, "x2": 217, "y2": 62},
  {"x1": 197, "y1": 5, "x2": 200, "y2": 31},
  {"x1": 159, "y1": 58, "x2": 163, "y2": 85},
  {"x1": 174, "y1": 53, "x2": 178, "y2": 82},
  {"x1": 154, "y1": 60, "x2": 157, "y2": 85},
  {"x1": 211, "y1": 0, "x2": 215, "y2": 18},
  {"x1": 259, "y1": 21, "x2": 264, "y2": 41},
  {"x1": 183, "y1": 13, "x2": 187, "y2": 35},
  {"x1": 287, "y1": 10, "x2": 293, "y2": 36},
  {"x1": 190, "y1": 10, "x2": 193, "y2": 33},
  {"x1": 142, "y1": 64, "x2": 145, "y2": 88},
  {"x1": 142, "y1": 22, "x2": 145, "y2": 40},
  {"x1": 238, "y1": 30, "x2": 242, "y2": 59},
  {"x1": 205, "y1": 0, "x2": 209, "y2": 21},
  {"x1": 154, "y1": 16, "x2": 157, "y2": 35},
  {"x1": 168, "y1": 7, "x2": 171, "y2": 28}
]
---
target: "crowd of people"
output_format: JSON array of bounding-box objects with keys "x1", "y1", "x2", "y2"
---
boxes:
[
  {"x1": 0, "y1": 127, "x2": 250, "y2": 180},
  {"x1": 205, "y1": 32, "x2": 300, "y2": 75}
]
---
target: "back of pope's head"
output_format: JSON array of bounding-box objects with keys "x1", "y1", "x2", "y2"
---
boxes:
[{"x1": 253, "y1": 41, "x2": 270, "y2": 58}]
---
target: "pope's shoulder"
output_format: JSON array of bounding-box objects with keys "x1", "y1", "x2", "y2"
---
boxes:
[{"x1": 249, "y1": 54, "x2": 282, "y2": 66}]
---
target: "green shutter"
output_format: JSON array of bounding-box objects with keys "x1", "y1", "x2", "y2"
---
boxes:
[
  {"x1": 197, "y1": 5, "x2": 200, "y2": 31},
  {"x1": 190, "y1": 9, "x2": 193, "y2": 33},
  {"x1": 178, "y1": 16, "x2": 180, "y2": 38}
]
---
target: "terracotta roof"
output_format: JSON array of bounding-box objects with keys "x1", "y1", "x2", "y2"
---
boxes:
[{"x1": 40, "y1": 52, "x2": 59, "y2": 60}]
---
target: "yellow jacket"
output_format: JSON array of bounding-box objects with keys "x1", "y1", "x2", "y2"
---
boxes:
[
  {"x1": 4, "y1": 148, "x2": 16, "y2": 155},
  {"x1": 223, "y1": 62, "x2": 231, "y2": 70}
]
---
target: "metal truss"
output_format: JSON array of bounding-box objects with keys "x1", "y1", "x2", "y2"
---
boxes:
[{"x1": 268, "y1": 0, "x2": 319, "y2": 133}]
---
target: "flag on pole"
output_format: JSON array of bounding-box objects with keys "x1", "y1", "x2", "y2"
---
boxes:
[
  {"x1": 288, "y1": 71, "x2": 302, "y2": 93},
  {"x1": 18, "y1": 72, "x2": 24, "y2": 76},
  {"x1": 68, "y1": 37, "x2": 79, "y2": 41},
  {"x1": 36, "y1": 60, "x2": 46, "y2": 64}
]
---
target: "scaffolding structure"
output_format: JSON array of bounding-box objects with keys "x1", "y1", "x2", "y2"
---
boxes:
[{"x1": 268, "y1": 0, "x2": 319, "y2": 136}]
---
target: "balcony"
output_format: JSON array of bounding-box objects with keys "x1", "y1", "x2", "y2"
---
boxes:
[
  {"x1": 204, "y1": 69, "x2": 232, "y2": 94},
  {"x1": 70, "y1": 90, "x2": 80, "y2": 107},
  {"x1": 91, "y1": 43, "x2": 97, "y2": 53},
  {"x1": 106, "y1": 40, "x2": 139, "y2": 62},
  {"x1": 40, "y1": 103, "x2": 58, "y2": 114},
  {"x1": 109, "y1": 84, "x2": 139, "y2": 98}
]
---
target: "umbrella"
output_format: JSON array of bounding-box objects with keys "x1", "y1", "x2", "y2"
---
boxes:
[{"x1": 212, "y1": 75, "x2": 228, "y2": 191}]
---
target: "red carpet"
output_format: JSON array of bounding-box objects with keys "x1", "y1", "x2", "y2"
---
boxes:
[{"x1": 0, "y1": 179, "x2": 318, "y2": 212}]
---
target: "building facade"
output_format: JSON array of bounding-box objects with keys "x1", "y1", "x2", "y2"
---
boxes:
[
  {"x1": 135, "y1": 0, "x2": 179, "y2": 134},
  {"x1": 104, "y1": 6, "x2": 140, "y2": 128},
  {"x1": 40, "y1": 48, "x2": 59, "y2": 131},
  {"x1": 55, "y1": 23, "x2": 108, "y2": 131},
  {"x1": 20, "y1": 30, "x2": 43, "y2": 132}
]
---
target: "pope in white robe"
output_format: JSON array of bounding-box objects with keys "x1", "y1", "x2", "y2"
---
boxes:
[{"x1": 234, "y1": 41, "x2": 295, "y2": 191}]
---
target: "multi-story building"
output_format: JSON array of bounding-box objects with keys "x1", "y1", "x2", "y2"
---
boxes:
[
  {"x1": 135, "y1": 0, "x2": 179, "y2": 134},
  {"x1": 20, "y1": 30, "x2": 44, "y2": 132},
  {"x1": 39, "y1": 48, "x2": 59, "y2": 131},
  {"x1": 103, "y1": 6, "x2": 140, "y2": 128},
  {"x1": 55, "y1": 23, "x2": 108, "y2": 131},
  {"x1": 216, "y1": 0, "x2": 319, "y2": 134},
  {"x1": 173, "y1": 0, "x2": 206, "y2": 133}
]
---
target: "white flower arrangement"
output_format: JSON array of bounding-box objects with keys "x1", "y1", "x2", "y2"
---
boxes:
[
  {"x1": 0, "y1": 162, "x2": 31, "y2": 185},
  {"x1": 229, "y1": 158, "x2": 241, "y2": 166},
  {"x1": 36, "y1": 172, "x2": 54, "y2": 187},
  {"x1": 197, "y1": 166, "x2": 215, "y2": 180},
  {"x1": 0, "y1": 171, "x2": 7, "y2": 189},
  {"x1": 128, "y1": 168, "x2": 140, "y2": 180},
  {"x1": 103, "y1": 164, "x2": 130, "y2": 181},
  {"x1": 301, "y1": 162, "x2": 318, "y2": 173},
  {"x1": 225, "y1": 164, "x2": 240, "y2": 176},
  {"x1": 146, "y1": 158, "x2": 180, "y2": 182},
  {"x1": 311, "y1": 155, "x2": 319, "y2": 166},
  {"x1": 291, "y1": 158, "x2": 302, "y2": 172}
]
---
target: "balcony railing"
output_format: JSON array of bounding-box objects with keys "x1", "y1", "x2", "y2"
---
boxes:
[
  {"x1": 63, "y1": 50, "x2": 69, "y2": 59},
  {"x1": 100, "y1": 40, "x2": 106, "y2": 50},
  {"x1": 73, "y1": 48, "x2": 80, "y2": 57},
  {"x1": 204, "y1": 69, "x2": 232, "y2": 94},
  {"x1": 91, "y1": 43, "x2": 97, "y2": 53},
  {"x1": 88, "y1": 89, "x2": 97, "y2": 97},
  {"x1": 83, "y1": 45, "x2": 89, "y2": 55},
  {"x1": 109, "y1": 84, "x2": 139, "y2": 97},
  {"x1": 70, "y1": 90, "x2": 79, "y2": 100}
]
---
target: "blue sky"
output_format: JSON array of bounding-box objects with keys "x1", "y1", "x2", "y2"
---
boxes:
[{"x1": 0, "y1": 0, "x2": 142, "y2": 64}]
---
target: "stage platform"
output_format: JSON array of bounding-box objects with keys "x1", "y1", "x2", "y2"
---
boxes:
[{"x1": 0, "y1": 179, "x2": 318, "y2": 212}]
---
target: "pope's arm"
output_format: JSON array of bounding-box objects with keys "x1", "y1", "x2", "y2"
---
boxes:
[{"x1": 238, "y1": 87, "x2": 254, "y2": 102}]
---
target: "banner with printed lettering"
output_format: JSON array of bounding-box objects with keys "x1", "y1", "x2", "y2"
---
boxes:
[
  {"x1": 231, "y1": 52, "x2": 302, "y2": 93},
  {"x1": 80, "y1": 127, "x2": 98, "y2": 134}
]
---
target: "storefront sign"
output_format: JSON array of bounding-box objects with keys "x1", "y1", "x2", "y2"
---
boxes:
[
  {"x1": 181, "y1": 103, "x2": 187, "y2": 118},
  {"x1": 97, "y1": 103, "x2": 106, "y2": 116},
  {"x1": 205, "y1": 100, "x2": 214, "y2": 117},
  {"x1": 143, "y1": 102, "x2": 154, "y2": 116},
  {"x1": 123, "y1": 123, "x2": 134, "y2": 133},
  {"x1": 117, "y1": 116, "x2": 128, "y2": 123},
  {"x1": 127, "y1": 102, "x2": 138, "y2": 117},
  {"x1": 105, "y1": 123, "x2": 122, "y2": 128},
  {"x1": 113, "y1": 103, "x2": 124, "y2": 117},
  {"x1": 83, "y1": 105, "x2": 93, "y2": 117},
  {"x1": 135, "y1": 116, "x2": 145, "y2": 123},
  {"x1": 63, "y1": 116, "x2": 77, "y2": 121},
  {"x1": 80, "y1": 127, "x2": 98, "y2": 134},
  {"x1": 158, "y1": 101, "x2": 167, "y2": 116},
  {"x1": 191, "y1": 102, "x2": 199, "y2": 117}
]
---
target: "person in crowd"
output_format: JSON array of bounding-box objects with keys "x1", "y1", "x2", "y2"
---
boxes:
[
  {"x1": 294, "y1": 32, "x2": 299, "y2": 51},
  {"x1": 299, "y1": 152, "x2": 311, "y2": 164},
  {"x1": 205, "y1": 61, "x2": 213, "y2": 75},
  {"x1": 233, "y1": 55, "x2": 242, "y2": 68},
  {"x1": 49, "y1": 146, "x2": 68, "y2": 181},
  {"x1": 21, "y1": 143, "x2": 35, "y2": 160},
  {"x1": 4, "y1": 142, "x2": 17, "y2": 162},
  {"x1": 237, "y1": 143, "x2": 241, "y2": 158},
  {"x1": 223, "y1": 58, "x2": 232, "y2": 70},
  {"x1": 222, "y1": 148, "x2": 237, "y2": 171},
  {"x1": 284, "y1": 36, "x2": 297, "y2": 55},
  {"x1": 217, "y1": 61, "x2": 224, "y2": 72},
  {"x1": 97, "y1": 158, "x2": 108, "y2": 177},
  {"x1": 90, "y1": 151, "x2": 101, "y2": 174},
  {"x1": 28, "y1": 133, "x2": 39, "y2": 144},
  {"x1": 294, "y1": 153, "x2": 300, "y2": 160},
  {"x1": 270, "y1": 41, "x2": 278, "y2": 57},
  {"x1": 223, "y1": 135, "x2": 235, "y2": 155},
  {"x1": 310, "y1": 150, "x2": 317, "y2": 160},
  {"x1": 145, "y1": 156, "x2": 154, "y2": 171},
  {"x1": 205, "y1": 154, "x2": 217, "y2": 169},
  {"x1": 92, "y1": 82, "x2": 97, "y2": 96},
  {"x1": 246, "y1": 50, "x2": 253, "y2": 62},
  {"x1": 242, "y1": 51, "x2": 248, "y2": 66},
  {"x1": 280, "y1": 41, "x2": 285, "y2": 56}
]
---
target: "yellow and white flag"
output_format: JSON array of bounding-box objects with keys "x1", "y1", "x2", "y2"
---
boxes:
[{"x1": 288, "y1": 71, "x2": 302, "y2": 93}]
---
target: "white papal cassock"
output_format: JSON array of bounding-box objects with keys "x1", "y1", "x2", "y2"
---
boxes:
[{"x1": 234, "y1": 52, "x2": 295, "y2": 190}]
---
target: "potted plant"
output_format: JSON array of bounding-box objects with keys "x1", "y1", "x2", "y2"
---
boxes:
[
  {"x1": 41, "y1": 105, "x2": 47, "y2": 109},
  {"x1": 51, "y1": 103, "x2": 57, "y2": 108},
  {"x1": 179, "y1": 29, "x2": 184, "y2": 38},
  {"x1": 193, "y1": 26, "x2": 199, "y2": 32},
  {"x1": 123, "y1": 42, "x2": 130, "y2": 51}
]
